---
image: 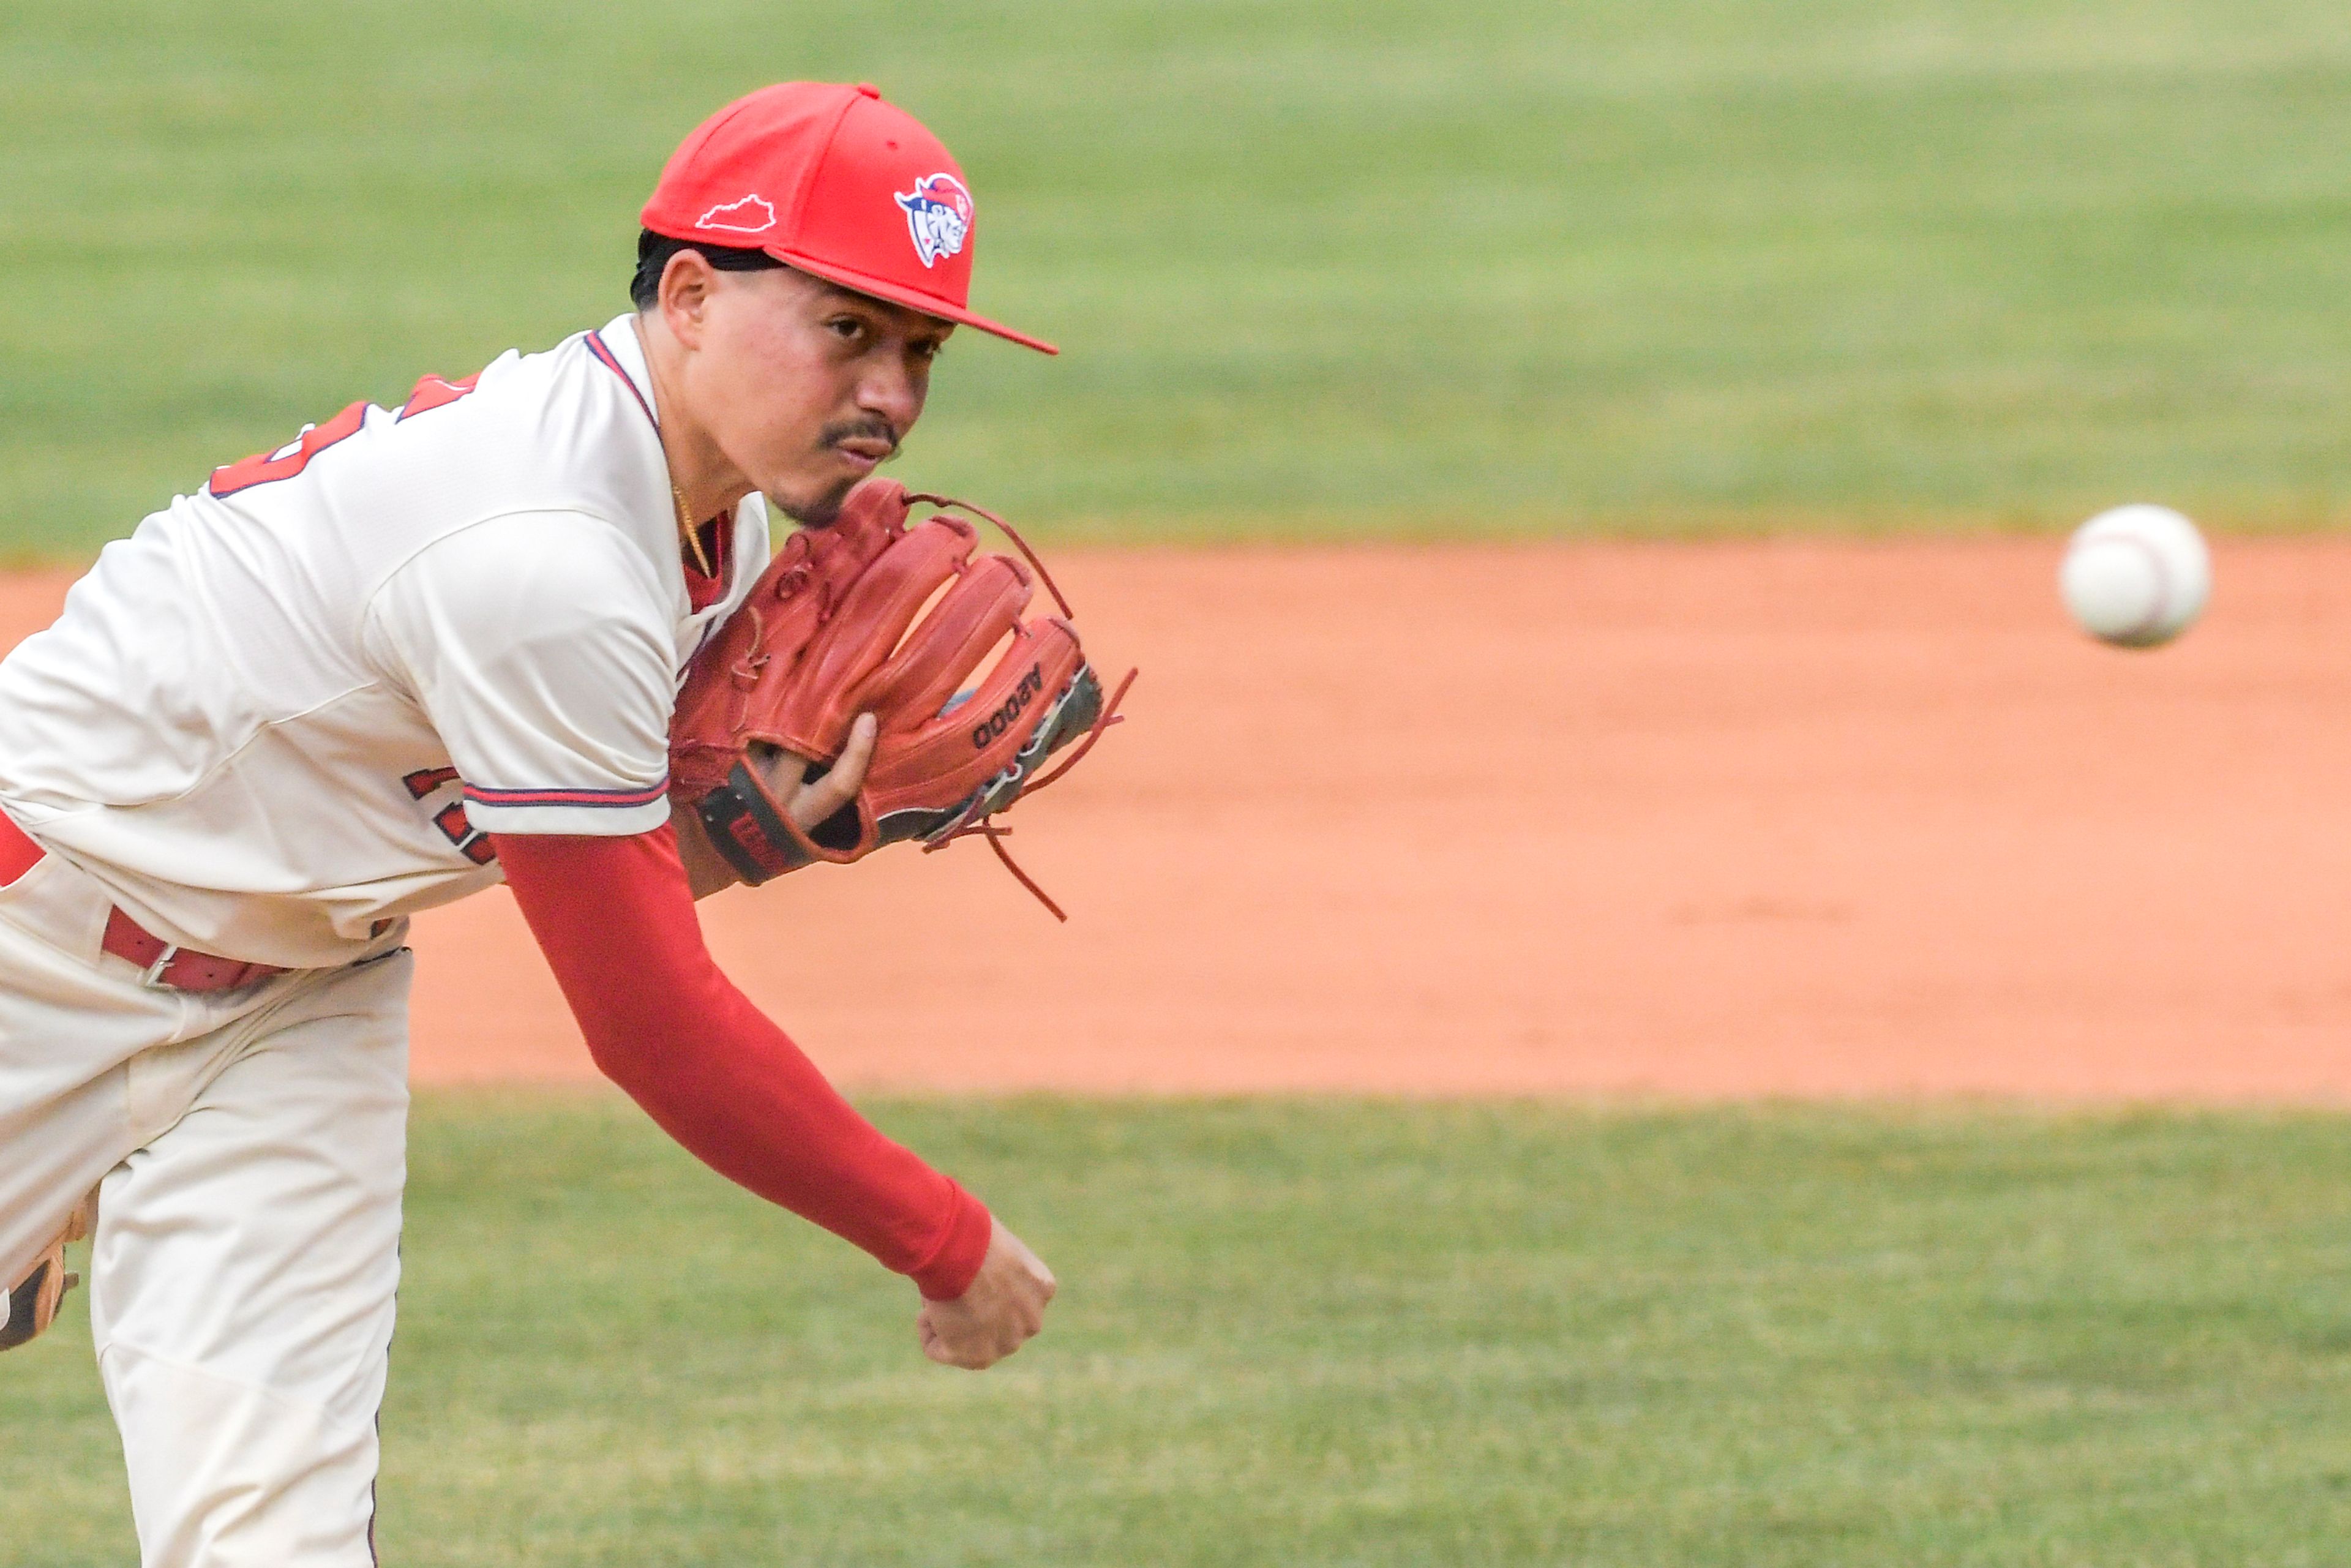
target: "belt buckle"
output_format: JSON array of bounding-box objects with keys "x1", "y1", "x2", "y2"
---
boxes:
[{"x1": 137, "y1": 944, "x2": 182, "y2": 989}]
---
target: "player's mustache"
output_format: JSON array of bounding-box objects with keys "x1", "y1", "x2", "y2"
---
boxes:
[{"x1": 821, "y1": 418, "x2": 899, "y2": 459}]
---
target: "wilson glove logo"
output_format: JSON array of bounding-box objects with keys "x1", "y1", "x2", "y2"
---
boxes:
[{"x1": 972, "y1": 666, "x2": 1046, "y2": 749}]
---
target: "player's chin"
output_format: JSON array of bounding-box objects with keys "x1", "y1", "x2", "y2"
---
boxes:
[
  {"x1": 767, "y1": 471, "x2": 864, "y2": 530},
  {"x1": 769, "y1": 444, "x2": 899, "y2": 527}
]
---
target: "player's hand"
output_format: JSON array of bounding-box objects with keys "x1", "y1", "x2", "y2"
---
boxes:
[
  {"x1": 674, "y1": 713, "x2": 877, "y2": 898},
  {"x1": 917, "y1": 1218, "x2": 1056, "y2": 1370},
  {"x1": 756, "y1": 710, "x2": 877, "y2": 832}
]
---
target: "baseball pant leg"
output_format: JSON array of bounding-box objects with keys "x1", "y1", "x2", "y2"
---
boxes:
[
  {"x1": 0, "y1": 850, "x2": 189, "y2": 1292},
  {"x1": 89, "y1": 948, "x2": 414, "y2": 1568}
]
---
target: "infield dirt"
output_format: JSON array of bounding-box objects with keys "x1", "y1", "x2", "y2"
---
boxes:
[{"x1": 5, "y1": 541, "x2": 2349, "y2": 1100}]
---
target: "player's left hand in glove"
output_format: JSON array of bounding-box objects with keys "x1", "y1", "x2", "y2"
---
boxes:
[{"x1": 670, "y1": 479, "x2": 1131, "y2": 917}]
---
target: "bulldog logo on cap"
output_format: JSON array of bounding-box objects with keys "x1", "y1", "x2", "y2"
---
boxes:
[{"x1": 894, "y1": 173, "x2": 973, "y2": 269}]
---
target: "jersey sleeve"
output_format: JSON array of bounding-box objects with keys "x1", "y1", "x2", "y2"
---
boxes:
[
  {"x1": 367, "y1": 511, "x2": 677, "y2": 836},
  {"x1": 493, "y1": 824, "x2": 996, "y2": 1299}
]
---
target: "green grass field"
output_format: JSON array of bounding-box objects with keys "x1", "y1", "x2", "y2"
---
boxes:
[
  {"x1": 11, "y1": 1094, "x2": 2351, "y2": 1566},
  {"x1": 6, "y1": 0, "x2": 2351, "y2": 557},
  {"x1": 11, "y1": 9, "x2": 2351, "y2": 1562}
]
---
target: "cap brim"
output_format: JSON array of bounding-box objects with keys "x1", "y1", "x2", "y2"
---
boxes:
[{"x1": 766, "y1": 247, "x2": 1059, "y2": 355}]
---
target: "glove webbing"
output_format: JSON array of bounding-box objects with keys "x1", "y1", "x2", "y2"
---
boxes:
[
  {"x1": 899, "y1": 492, "x2": 1138, "y2": 923},
  {"x1": 923, "y1": 664, "x2": 1138, "y2": 921}
]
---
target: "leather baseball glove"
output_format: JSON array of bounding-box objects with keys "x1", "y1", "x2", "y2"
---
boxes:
[
  {"x1": 670, "y1": 480, "x2": 1129, "y2": 918},
  {"x1": 1, "y1": 1192, "x2": 94, "y2": 1353}
]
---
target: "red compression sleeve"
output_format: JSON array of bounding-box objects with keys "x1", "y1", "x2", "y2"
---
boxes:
[{"x1": 492, "y1": 825, "x2": 993, "y2": 1299}]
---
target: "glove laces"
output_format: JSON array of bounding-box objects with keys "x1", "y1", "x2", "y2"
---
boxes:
[
  {"x1": 920, "y1": 666, "x2": 1137, "y2": 920},
  {"x1": 906, "y1": 492, "x2": 1136, "y2": 922}
]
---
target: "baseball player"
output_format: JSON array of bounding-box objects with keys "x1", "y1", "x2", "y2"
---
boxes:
[{"x1": 0, "y1": 81, "x2": 1057, "y2": 1564}]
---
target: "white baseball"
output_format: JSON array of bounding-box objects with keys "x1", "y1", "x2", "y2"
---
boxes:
[{"x1": 2058, "y1": 505, "x2": 2210, "y2": 648}]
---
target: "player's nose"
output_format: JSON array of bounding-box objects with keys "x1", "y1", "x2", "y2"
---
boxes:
[{"x1": 854, "y1": 356, "x2": 925, "y2": 435}]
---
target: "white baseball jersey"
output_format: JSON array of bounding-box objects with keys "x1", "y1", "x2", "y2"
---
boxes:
[{"x1": 0, "y1": 314, "x2": 767, "y2": 969}]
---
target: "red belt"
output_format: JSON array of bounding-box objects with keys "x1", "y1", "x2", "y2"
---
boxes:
[{"x1": 0, "y1": 812, "x2": 288, "y2": 992}]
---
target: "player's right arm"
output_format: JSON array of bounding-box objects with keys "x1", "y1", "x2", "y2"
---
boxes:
[
  {"x1": 366, "y1": 513, "x2": 1054, "y2": 1362},
  {"x1": 493, "y1": 822, "x2": 1056, "y2": 1363}
]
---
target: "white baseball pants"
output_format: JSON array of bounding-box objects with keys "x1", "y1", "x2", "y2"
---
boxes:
[{"x1": 0, "y1": 845, "x2": 409, "y2": 1567}]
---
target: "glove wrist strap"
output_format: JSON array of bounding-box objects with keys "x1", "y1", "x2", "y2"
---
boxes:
[{"x1": 694, "y1": 762, "x2": 816, "y2": 887}]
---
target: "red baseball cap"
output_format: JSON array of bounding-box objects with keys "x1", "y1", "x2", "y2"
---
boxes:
[{"x1": 641, "y1": 81, "x2": 1056, "y2": 355}]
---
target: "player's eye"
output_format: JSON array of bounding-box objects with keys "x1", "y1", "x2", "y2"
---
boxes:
[
  {"x1": 824, "y1": 316, "x2": 867, "y2": 342},
  {"x1": 912, "y1": 338, "x2": 945, "y2": 363}
]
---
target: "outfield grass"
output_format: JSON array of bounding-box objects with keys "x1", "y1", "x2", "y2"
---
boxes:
[
  {"x1": 4, "y1": 0, "x2": 2350, "y2": 558},
  {"x1": 9, "y1": 1093, "x2": 2351, "y2": 1565}
]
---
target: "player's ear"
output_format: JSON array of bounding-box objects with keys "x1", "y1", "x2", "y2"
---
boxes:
[{"x1": 658, "y1": 249, "x2": 715, "y2": 348}]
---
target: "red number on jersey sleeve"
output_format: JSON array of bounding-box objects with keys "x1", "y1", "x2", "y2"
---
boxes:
[
  {"x1": 206, "y1": 371, "x2": 482, "y2": 499},
  {"x1": 398, "y1": 372, "x2": 481, "y2": 420},
  {"x1": 206, "y1": 400, "x2": 369, "y2": 498}
]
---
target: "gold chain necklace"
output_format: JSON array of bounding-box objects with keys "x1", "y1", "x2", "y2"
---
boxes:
[{"x1": 672, "y1": 480, "x2": 713, "y2": 578}]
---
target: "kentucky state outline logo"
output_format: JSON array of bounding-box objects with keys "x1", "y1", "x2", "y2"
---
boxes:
[
  {"x1": 696, "y1": 195, "x2": 778, "y2": 234},
  {"x1": 894, "y1": 173, "x2": 973, "y2": 268}
]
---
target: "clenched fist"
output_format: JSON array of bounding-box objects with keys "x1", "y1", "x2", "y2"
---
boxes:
[{"x1": 918, "y1": 1219, "x2": 1056, "y2": 1370}]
